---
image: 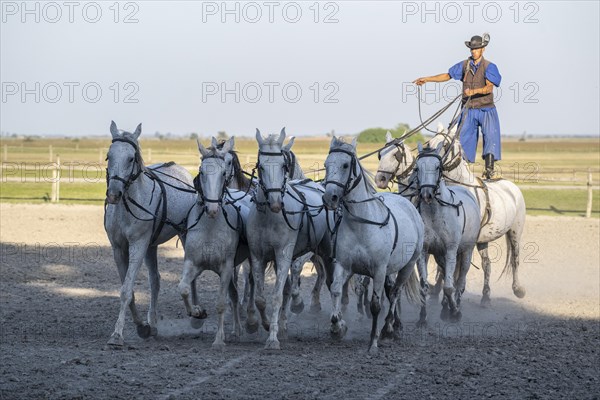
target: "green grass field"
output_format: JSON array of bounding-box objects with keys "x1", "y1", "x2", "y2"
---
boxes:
[{"x1": 1, "y1": 136, "x2": 598, "y2": 217}]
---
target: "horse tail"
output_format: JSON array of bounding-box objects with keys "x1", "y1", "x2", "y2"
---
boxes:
[
  {"x1": 403, "y1": 267, "x2": 424, "y2": 307},
  {"x1": 499, "y1": 233, "x2": 514, "y2": 279}
]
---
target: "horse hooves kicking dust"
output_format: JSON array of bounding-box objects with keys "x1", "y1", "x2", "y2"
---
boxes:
[{"x1": 136, "y1": 324, "x2": 157, "y2": 339}]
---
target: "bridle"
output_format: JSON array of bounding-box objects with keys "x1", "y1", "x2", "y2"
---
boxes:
[
  {"x1": 106, "y1": 138, "x2": 144, "y2": 191},
  {"x1": 255, "y1": 149, "x2": 295, "y2": 202},
  {"x1": 415, "y1": 150, "x2": 444, "y2": 192},
  {"x1": 193, "y1": 153, "x2": 233, "y2": 207},
  {"x1": 376, "y1": 142, "x2": 416, "y2": 182},
  {"x1": 323, "y1": 148, "x2": 363, "y2": 196}
]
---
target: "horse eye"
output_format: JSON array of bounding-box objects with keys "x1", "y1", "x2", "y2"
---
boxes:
[
  {"x1": 128, "y1": 157, "x2": 134, "y2": 163},
  {"x1": 222, "y1": 171, "x2": 226, "y2": 176},
  {"x1": 343, "y1": 163, "x2": 349, "y2": 169}
]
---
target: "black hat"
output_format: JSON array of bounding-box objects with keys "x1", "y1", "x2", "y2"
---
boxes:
[{"x1": 465, "y1": 34, "x2": 490, "y2": 49}]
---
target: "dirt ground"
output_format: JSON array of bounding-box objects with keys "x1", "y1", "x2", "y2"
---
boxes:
[{"x1": 1, "y1": 203, "x2": 599, "y2": 399}]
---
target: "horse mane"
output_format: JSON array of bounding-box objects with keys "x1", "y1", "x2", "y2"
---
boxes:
[{"x1": 118, "y1": 131, "x2": 147, "y2": 170}]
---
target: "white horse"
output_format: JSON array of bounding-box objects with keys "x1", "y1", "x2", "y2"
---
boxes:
[
  {"x1": 246, "y1": 128, "x2": 332, "y2": 350},
  {"x1": 413, "y1": 142, "x2": 481, "y2": 323},
  {"x1": 322, "y1": 136, "x2": 423, "y2": 354},
  {"x1": 375, "y1": 125, "x2": 527, "y2": 306},
  {"x1": 104, "y1": 121, "x2": 197, "y2": 347},
  {"x1": 178, "y1": 138, "x2": 252, "y2": 349}
]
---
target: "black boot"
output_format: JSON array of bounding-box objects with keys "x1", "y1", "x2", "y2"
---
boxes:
[{"x1": 484, "y1": 154, "x2": 495, "y2": 179}]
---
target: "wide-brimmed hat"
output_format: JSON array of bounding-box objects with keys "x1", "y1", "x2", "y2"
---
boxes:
[{"x1": 465, "y1": 34, "x2": 490, "y2": 49}]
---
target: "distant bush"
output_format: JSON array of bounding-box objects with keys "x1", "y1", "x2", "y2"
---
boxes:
[{"x1": 357, "y1": 123, "x2": 424, "y2": 145}]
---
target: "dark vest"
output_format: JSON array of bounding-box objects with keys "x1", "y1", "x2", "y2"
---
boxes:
[{"x1": 462, "y1": 58, "x2": 494, "y2": 108}]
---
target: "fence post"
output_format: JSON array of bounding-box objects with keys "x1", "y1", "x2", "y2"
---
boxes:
[
  {"x1": 52, "y1": 156, "x2": 60, "y2": 203},
  {"x1": 586, "y1": 168, "x2": 593, "y2": 218}
]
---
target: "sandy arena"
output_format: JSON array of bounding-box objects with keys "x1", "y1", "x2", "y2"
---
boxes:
[{"x1": 1, "y1": 203, "x2": 598, "y2": 399}]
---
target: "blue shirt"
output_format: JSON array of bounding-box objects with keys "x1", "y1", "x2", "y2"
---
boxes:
[{"x1": 448, "y1": 59, "x2": 502, "y2": 87}]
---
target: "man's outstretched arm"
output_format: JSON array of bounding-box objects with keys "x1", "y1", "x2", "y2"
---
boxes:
[{"x1": 413, "y1": 73, "x2": 451, "y2": 86}]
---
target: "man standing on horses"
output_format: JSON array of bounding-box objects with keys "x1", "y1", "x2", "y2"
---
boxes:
[{"x1": 413, "y1": 34, "x2": 502, "y2": 179}]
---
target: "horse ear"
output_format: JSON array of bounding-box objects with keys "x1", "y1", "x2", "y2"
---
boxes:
[
  {"x1": 221, "y1": 137, "x2": 234, "y2": 153},
  {"x1": 437, "y1": 122, "x2": 444, "y2": 133},
  {"x1": 283, "y1": 136, "x2": 295, "y2": 152},
  {"x1": 197, "y1": 139, "x2": 209, "y2": 158},
  {"x1": 435, "y1": 142, "x2": 444, "y2": 154},
  {"x1": 110, "y1": 121, "x2": 119, "y2": 138},
  {"x1": 385, "y1": 131, "x2": 393, "y2": 143},
  {"x1": 417, "y1": 142, "x2": 423, "y2": 153},
  {"x1": 211, "y1": 136, "x2": 219, "y2": 149},
  {"x1": 255, "y1": 129, "x2": 263, "y2": 146},
  {"x1": 277, "y1": 127, "x2": 286, "y2": 146},
  {"x1": 351, "y1": 136, "x2": 358, "y2": 149},
  {"x1": 133, "y1": 123, "x2": 142, "y2": 139},
  {"x1": 330, "y1": 136, "x2": 338, "y2": 149}
]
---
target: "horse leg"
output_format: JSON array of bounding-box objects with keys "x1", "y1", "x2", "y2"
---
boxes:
[
  {"x1": 111, "y1": 246, "x2": 144, "y2": 330},
  {"x1": 212, "y1": 262, "x2": 235, "y2": 350},
  {"x1": 367, "y1": 269, "x2": 386, "y2": 354},
  {"x1": 279, "y1": 275, "x2": 292, "y2": 340},
  {"x1": 416, "y1": 251, "x2": 429, "y2": 327},
  {"x1": 143, "y1": 246, "x2": 160, "y2": 338},
  {"x1": 250, "y1": 257, "x2": 270, "y2": 333},
  {"x1": 441, "y1": 250, "x2": 461, "y2": 322},
  {"x1": 455, "y1": 250, "x2": 473, "y2": 310},
  {"x1": 341, "y1": 279, "x2": 350, "y2": 313},
  {"x1": 108, "y1": 240, "x2": 150, "y2": 347},
  {"x1": 476, "y1": 243, "x2": 491, "y2": 307},
  {"x1": 507, "y1": 229, "x2": 526, "y2": 298},
  {"x1": 228, "y1": 271, "x2": 242, "y2": 338},
  {"x1": 354, "y1": 275, "x2": 365, "y2": 315},
  {"x1": 289, "y1": 256, "x2": 305, "y2": 314},
  {"x1": 244, "y1": 262, "x2": 259, "y2": 334},
  {"x1": 329, "y1": 260, "x2": 351, "y2": 340},
  {"x1": 310, "y1": 254, "x2": 325, "y2": 312},
  {"x1": 380, "y1": 275, "x2": 397, "y2": 340},
  {"x1": 178, "y1": 259, "x2": 207, "y2": 328},
  {"x1": 362, "y1": 277, "x2": 372, "y2": 318},
  {"x1": 264, "y1": 252, "x2": 294, "y2": 350}
]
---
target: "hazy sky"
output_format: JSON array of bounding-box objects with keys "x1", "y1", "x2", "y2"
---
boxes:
[{"x1": 1, "y1": 1, "x2": 599, "y2": 137}]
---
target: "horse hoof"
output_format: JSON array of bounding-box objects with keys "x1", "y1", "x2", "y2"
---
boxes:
[
  {"x1": 367, "y1": 345, "x2": 379, "y2": 355},
  {"x1": 380, "y1": 325, "x2": 395, "y2": 341},
  {"x1": 450, "y1": 311, "x2": 462, "y2": 323},
  {"x1": 107, "y1": 333, "x2": 124, "y2": 347},
  {"x1": 264, "y1": 339, "x2": 281, "y2": 350},
  {"x1": 440, "y1": 307, "x2": 450, "y2": 322},
  {"x1": 291, "y1": 300, "x2": 305, "y2": 315},
  {"x1": 212, "y1": 342, "x2": 226, "y2": 351},
  {"x1": 480, "y1": 296, "x2": 492, "y2": 308},
  {"x1": 309, "y1": 303, "x2": 322, "y2": 313},
  {"x1": 513, "y1": 286, "x2": 526, "y2": 299},
  {"x1": 190, "y1": 317, "x2": 205, "y2": 329},
  {"x1": 137, "y1": 324, "x2": 153, "y2": 339},
  {"x1": 330, "y1": 322, "x2": 347, "y2": 340}
]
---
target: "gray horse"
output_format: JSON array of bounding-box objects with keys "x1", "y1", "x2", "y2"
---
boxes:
[
  {"x1": 414, "y1": 142, "x2": 481, "y2": 323},
  {"x1": 322, "y1": 136, "x2": 423, "y2": 354},
  {"x1": 104, "y1": 121, "x2": 197, "y2": 347},
  {"x1": 246, "y1": 128, "x2": 332, "y2": 350},
  {"x1": 375, "y1": 125, "x2": 527, "y2": 306},
  {"x1": 178, "y1": 138, "x2": 252, "y2": 349}
]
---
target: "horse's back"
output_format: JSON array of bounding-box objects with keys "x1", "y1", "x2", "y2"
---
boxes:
[{"x1": 478, "y1": 179, "x2": 526, "y2": 241}]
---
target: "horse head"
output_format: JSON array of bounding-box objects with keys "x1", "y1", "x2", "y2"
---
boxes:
[
  {"x1": 255, "y1": 128, "x2": 295, "y2": 213},
  {"x1": 375, "y1": 131, "x2": 412, "y2": 189},
  {"x1": 416, "y1": 142, "x2": 444, "y2": 205},
  {"x1": 105, "y1": 121, "x2": 143, "y2": 204},
  {"x1": 196, "y1": 137, "x2": 234, "y2": 218},
  {"x1": 322, "y1": 135, "x2": 359, "y2": 210}
]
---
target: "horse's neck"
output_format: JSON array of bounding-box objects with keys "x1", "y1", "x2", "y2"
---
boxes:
[
  {"x1": 292, "y1": 161, "x2": 305, "y2": 180},
  {"x1": 344, "y1": 173, "x2": 379, "y2": 211},
  {"x1": 437, "y1": 179, "x2": 454, "y2": 202},
  {"x1": 445, "y1": 159, "x2": 477, "y2": 185},
  {"x1": 126, "y1": 171, "x2": 157, "y2": 205}
]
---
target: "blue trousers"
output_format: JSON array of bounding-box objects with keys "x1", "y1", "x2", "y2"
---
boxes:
[{"x1": 457, "y1": 107, "x2": 502, "y2": 162}]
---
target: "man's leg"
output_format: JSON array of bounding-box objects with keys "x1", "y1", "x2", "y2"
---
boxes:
[
  {"x1": 481, "y1": 107, "x2": 502, "y2": 178},
  {"x1": 457, "y1": 109, "x2": 479, "y2": 163}
]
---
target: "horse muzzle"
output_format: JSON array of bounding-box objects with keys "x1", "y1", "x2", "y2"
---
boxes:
[
  {"x1": 420, "y1": 188, "x2": 434, "y2": 205},
  {"x1": 322, "y1": 192, "x2": 339, "y2": 211},
  {"x1": 375, "y1": 172, "x2": 389, "y2": 189},
  {"x1": 106, "y1": 191, "x2": 122, "y2": 204},
  {"x1": 206, "y1": 203, "x2": 221, "y2": 218}
]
